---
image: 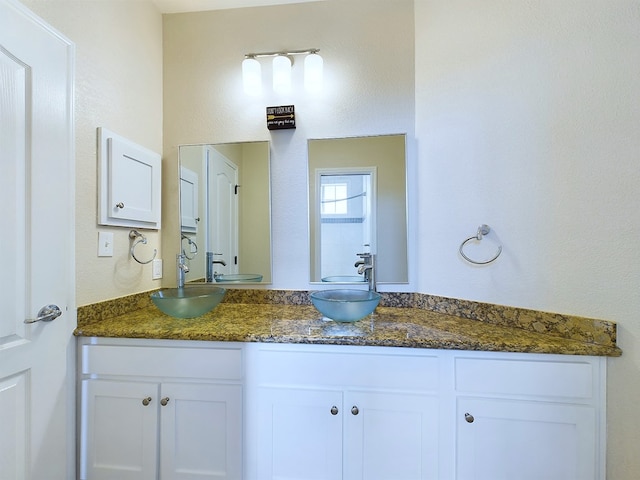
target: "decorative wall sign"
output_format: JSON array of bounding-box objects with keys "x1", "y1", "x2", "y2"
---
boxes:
[{"x1": 266, "y1": 105, "x2": 296, "y2": 130}]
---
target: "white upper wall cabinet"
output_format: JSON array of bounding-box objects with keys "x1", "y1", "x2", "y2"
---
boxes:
[
  {"x1": 98, "y1": 127, "x2": 161, "y2": 229},
  {"x1": 180, "y1": 166, "x2": 199, "y2": 233}
]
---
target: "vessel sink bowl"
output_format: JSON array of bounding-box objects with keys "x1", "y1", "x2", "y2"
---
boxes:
[
  {"x1": 150, "y1": 285, "x2": 226, "y2": 318},
  {"x1": 214, "y1": 273, "x2": 263, "y2": 283},
  {"x1": 310, "y1": 289, "x2": 381, "y2": 322},
  {"x1": 321, "y1": 275, "x2": 365, "y2": 283}
]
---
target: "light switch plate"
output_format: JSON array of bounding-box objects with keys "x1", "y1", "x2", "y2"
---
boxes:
[
  {"x1": 98, "y1": 232, "x2": 114, "y2": 257},
  {"x1": 152, "y1": 258, "x2": 163, "y2": 279}
]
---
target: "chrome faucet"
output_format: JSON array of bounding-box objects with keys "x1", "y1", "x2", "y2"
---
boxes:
[
  {"x1": 176, "y1": 253, "x2": 189, "y2": 288},
  {"x1": 355, "y1": 252, "x2": 376, "y2": 292}
]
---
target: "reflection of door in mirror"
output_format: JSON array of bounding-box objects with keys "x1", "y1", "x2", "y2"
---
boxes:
[
  {"x1": 179, "y1": 142, "x2": 272, "y2": 284},
  {"x1": 180, "y1": 146, "x2": 207, "y2": 281},
  {"x1": 315, "y1": 169, "x2": 375, "y2": 282},
  {"x1": 308, "y1": 135, "x2": 408, "y2": 284},
  {"x1": 209, "y1": 149, "x2": 238, "y2": 280}
]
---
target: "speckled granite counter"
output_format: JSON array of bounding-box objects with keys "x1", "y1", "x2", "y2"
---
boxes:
[{"x1": 74, "y1": 289, "x2": 621, "y2": 357}]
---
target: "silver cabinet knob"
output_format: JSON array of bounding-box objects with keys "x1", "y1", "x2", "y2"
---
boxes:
[
  {"x1": 161, "y1": 397, "x2": 170, "y2": 406},
  {"x1": 330, "y1": 406, "x2": 339, "y2": 415},
  {"x1": 464, "y1": 413, "x2": 474, "y2": 423},
  {"x1": 142, "y1": 397, "x2": 152, "y2": 406},
  {"x1": 115, "y1": 202, "x2": 125, "y2": 209},
  {"x1": 351, "y1": 406, "x2": 359, "y2": 416},
  {"x1": 24, "y1": 304, "x2": 62, "y2": 324}
]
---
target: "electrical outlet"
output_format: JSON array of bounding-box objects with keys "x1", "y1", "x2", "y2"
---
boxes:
[
  {"x1": 152, "y1": 258, "x2": 163, "y2": 279},
  {"x1": 98, "y1": 232, "x2": 114, "y2": 257}
]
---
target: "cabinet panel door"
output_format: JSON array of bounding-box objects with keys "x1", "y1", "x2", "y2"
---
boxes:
[
  {"x1": 98, "y1": 127, "x2": 161, "y2": 228},
  {"x1": 344, "y1": 391, "x2": 439, "y2": 480},
  {"x1": 257, "y1": 387, "x2": 343, "y2": 480},
  {"x1": 80, "y1": 379, "x2": 159, "y2": 480},
  {"x1": 160, "y1": 383, "x2": 243, "y2": 480},
  {"x1": 456, "y1": 397, "x2": 597, "y2": 480}
]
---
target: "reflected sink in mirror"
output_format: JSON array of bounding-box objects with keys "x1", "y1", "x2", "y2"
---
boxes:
[
  {"x1": 310, "y1": 289, "x2": 381, "y2": 322},
  {"x1": 321, "y1": 275, "x2": 365, "y2": 283},
  {"x1": 214, "y1": 273, "x2": 263, "y2": 283},
  {"x1": 150, "y1": 285, "x2": 226, "y2": 318}
]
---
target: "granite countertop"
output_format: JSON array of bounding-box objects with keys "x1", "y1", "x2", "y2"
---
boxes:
[{"x1": 74, "y1": 291, "x2": 622, "y2": 357}]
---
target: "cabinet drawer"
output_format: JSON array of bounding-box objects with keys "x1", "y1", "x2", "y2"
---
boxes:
[
  {"x1": 81, "y1": 344, "x2": 242, "y2": 380},
  {"x1": 455, "y1": 357, "x2": 594, "y2": 399},
  {"x1": 255, "y1": 345, "x2": 439, "y2": 391}
]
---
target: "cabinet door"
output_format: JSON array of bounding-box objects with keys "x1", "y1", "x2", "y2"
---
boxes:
[
  {"x1": 344, "y1": 391, "x2": 439, "y2": 480},
  {"x1": 80, "y1": 379, "x2": 159, "y2": 480},
  {"x1": 160, "y1": 383, "x2": 243, "y2": 480},
  {"x1": 98, "y1": 128, "x2": 161, "y2": 228},
  {"x1": 256, "y1": 387, "x2": 343, "y2": 480},
  {"x1": 456, "y1": 397, "x2": 597, "y2": 480}
]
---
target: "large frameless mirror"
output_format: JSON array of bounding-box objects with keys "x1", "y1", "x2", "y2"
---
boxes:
[
  {"x1": 308, "y1": 134, "x2": 408, "y2": 284},
  {"x1": 179, "y1": 141, "x2": 272, "y2": 284}
]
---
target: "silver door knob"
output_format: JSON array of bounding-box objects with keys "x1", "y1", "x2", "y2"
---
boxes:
[
  {"x1": 24, "y1": 304, "x2": 62, "y2": 324},
  {"x1": 142, "y1": 397, "x2": 152, "y2": 406},
  {"x1": 161, "y1": 397, "x2": 170, "y2": 406},
  {"x1": 351, "y1": 406, "x2": 359, "y2": 415},
  {"x1": 464, "y1": 413, "x2": 474, "y2": 423},
  {"x1": 330, "y1": 406, "x2": 339, "y2": 415},
  {"x1": 115, "y1": 202, "x2": 125, "y2": 209}
]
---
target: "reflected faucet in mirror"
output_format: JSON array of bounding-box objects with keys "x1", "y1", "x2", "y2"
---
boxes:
[
  {"x1": 206, "y1": 252, "x2": 228, "y2": 282},
  {"x1": 179, "y1": 142, "x2": 272, "y2": 284}
]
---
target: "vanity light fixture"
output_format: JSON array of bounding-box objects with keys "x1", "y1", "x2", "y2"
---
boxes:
[
  {"x1": 242, "y1": 56, "x2": 262, "y2": 95},
  {"x1": 272, "y1": 55, "x2": 292, "y2": 94},
  {"x1": 242, "y1": 48, "x2": 322, "y2": 95}
]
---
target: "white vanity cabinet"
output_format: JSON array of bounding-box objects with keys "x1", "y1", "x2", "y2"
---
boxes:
[
  {"x1": 78, "y1": 338, "x2": 243, "y2": 480},
  {"x1": 244, "y1": 343, "x2": 441, "y2": 480},
  {"x1": 78, "y1": 338, "x2": 607, "y2": 480},
  {"x1": 450, "y1": 352, "x2": 606, "y2": 480}
]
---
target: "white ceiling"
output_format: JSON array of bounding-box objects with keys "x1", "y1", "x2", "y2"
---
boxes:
[{"x1": 153, "y1": 0, "x2": 323, "y2": 14}]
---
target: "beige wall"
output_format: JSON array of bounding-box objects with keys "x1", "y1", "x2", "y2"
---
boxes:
[
  {"x1": 22, "y1": 0, "x2": 163, "y2": 306},
  {"x1": 162, "y1": 0, "x2": 416, "y2": 290},
  {"x1": 415, "y1": 1, "x2": 640, "y2": 478},
  {"x1": 237, "y1": 142, "x2": 272, "y2": 281}
]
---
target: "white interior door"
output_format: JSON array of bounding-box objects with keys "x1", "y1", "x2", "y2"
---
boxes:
[
  {"x1": 0, "y1": 1, "x2": 75, "y2": 479},
  {"x1": 209, "y1": 149, "x2": 238, "y2": 275}
]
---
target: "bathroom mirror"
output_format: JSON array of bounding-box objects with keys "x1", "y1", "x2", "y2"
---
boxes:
[
  {"x1": 179, "y1": 141, "x2": 272, "y2": 284},
  {"x1": 308, "y1": 134, "x2": 408, "y2": 284}
]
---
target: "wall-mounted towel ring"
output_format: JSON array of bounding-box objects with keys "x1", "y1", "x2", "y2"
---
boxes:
[
  {"x1": 459, "y1": 224, "x2": 502, "y2": 265},
  {"x1": 129, "y1": 230, "x2": 157, "y2": 264},
  {"x1": 181, "y1": 234, "x2": 198, "y2": 260}
]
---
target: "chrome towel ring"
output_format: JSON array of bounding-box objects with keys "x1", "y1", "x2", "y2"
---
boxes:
[
  {"x1": 459, "y1": 224, "x2": 502, "y2": 265},
  {"x1": 129, "y1": 229, "x2": 157, "y2": 264},
  {"x1": 181, "y1": 234, "x2": 198, "y2": 260}
]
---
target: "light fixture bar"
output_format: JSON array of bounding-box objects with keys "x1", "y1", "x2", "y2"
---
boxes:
[{"x1": 244, "y1": 48, "x2": 319, "y2": 59}]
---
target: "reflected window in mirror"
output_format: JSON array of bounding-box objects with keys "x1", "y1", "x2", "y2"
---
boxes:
[
  {"x1": 309, "y1": 135, "x2": 408, "y2": 285},
  {"x1": 316, "y1": 170, "x2": 375, "y2": 282},
  {"x1": 179, "y1": 142, "x2": 272, "y2": 284}
]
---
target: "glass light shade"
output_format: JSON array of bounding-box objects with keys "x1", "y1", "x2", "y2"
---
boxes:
[
  {"x1": 242, "y1": 57, "x2": 261, "y2": 95},
  {"x1": 272, "y1": 55, "x2": 292, "y2": 94},
  {"x1": 304, "y1": 52, "x2": 323, "y2": 92}
]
